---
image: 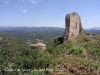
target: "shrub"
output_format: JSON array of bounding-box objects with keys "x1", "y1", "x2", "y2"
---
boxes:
[
  {"x1": 85, "y1": 33, "x2": 91, "y2": 35},
  {"x1": 92, "y1": 33, "x2": 96, "y2": 36},
  {"x1": 29, "y1": 71, "x2": 45, "y2": 75},
  {"x1": 85, "y1": 43, "x2": 94, "y2": 49},
  {"x1": 53, "y1": 36, "x2": 64, "y2": 47},
  {"x1": 83, "y1": 37, "x2": 90, "y2": 42},
  {"x1": 65, "y1": 43, "x2": 73, "y2": 49},
  {"x1": 69, "y1": 47, "x2": 83, "y2": 56}
]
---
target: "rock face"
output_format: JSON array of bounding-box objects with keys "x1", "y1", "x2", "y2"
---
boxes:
[{"x1": 64, "y1": 12, "x2": 83, "y2": 41}]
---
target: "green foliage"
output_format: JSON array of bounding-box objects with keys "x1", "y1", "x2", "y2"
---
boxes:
[
  {"x1": 53, "y1": 36, "x2": 64, "y2": 47},
  {"x1": 65, "y1": 40, "x2": 73, "y2": 49},
  {"x1": 69, "y1": 47, "x2": 83, "y2": 56},
  {"x1": 25, "y1": 41, "x2": 33, "y2": 46},
  {"x1": 0, "y1": 32, "x2": 100, "y2": 75},
  {"x1": 85, "y1": 43, "x2": 95, "y2": 49},
  {"x1": 85, "y1": 32, "x2": 91, "y2": 35},
  {"x1": 85, "y1": 43, "x2": 100, "y2": 60},
  {"x1": 0, "y1": 37, "x2": 46, "y2": 75},
  {"x1": 38, "y1": 51, "x2": 51, "y2": 66},
  {"x1": 0, "y1": 29, "x2": 64, "y2": 48},
  {"x1": 28, "y1": 71, "x2": 45, "y2": 75},
  {"x1": 0, "y1": 37, "x2": 20, "y2": 75}
]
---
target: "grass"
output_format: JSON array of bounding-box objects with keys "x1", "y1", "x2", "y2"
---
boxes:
[
  {"x1": 47, "y1": 32, "x2": 100, "y2": 75},
  {"x1": 49, "y1": 54, "x2": 100, "y2": 75}
]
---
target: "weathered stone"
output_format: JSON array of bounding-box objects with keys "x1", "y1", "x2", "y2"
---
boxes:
[
  {"x1": 64, "y1": 12, "x2": 83, "y2": 41},
  {"x1": 31, "y1": 42, "x2": 46, "y2": 50}
]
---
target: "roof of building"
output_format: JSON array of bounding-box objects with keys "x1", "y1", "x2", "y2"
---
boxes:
[{"x1": 31, "y1": 42, "x2": 46, "y2": 47}]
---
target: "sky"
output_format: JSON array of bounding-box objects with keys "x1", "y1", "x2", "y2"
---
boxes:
[{"x1": 0, "y1": 0, "x2": 100, "y2": 28}]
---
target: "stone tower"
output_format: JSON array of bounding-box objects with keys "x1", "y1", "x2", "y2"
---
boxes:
[{"x1": 64, "y1": 12, "x2": 83, "y2": 41}]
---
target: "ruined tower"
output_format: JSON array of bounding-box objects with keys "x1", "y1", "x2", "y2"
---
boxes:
[{"x1": 64, "y1": 12, "x2": 83, "y2": 41}]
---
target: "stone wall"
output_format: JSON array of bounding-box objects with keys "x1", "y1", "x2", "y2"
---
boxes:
[
  {"x1": 64, "y1": 12, "x2": 83, "y2": 41},
  {"x1": 31, "y1": 42, "x2": 46, "y2": 51}
]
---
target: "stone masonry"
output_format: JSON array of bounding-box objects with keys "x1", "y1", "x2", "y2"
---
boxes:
[{"x1": 64, "y1": 12, "x2": 83, "y2": 41}]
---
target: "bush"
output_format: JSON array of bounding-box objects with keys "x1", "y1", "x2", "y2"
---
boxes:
[
  {"x1": 65, "y1": 43, "x2": 73, "y2": 49},
  {"x1": 83, "y1": 37, "x2": 90, "y2": 42},
  {"x1": 92, "y1": 33, "x2": 96, "y2": 36},
  {"x1": 85, "y1": 33, "x2": 91, "y2": 35},
  {"x1": 85, "y1": 43, "x2": 94, "y2": 49},
  {"x1": 69, "y1": 47, "x2": 83, "y2": 56},
  {"x1": 53, "y1": 36, "x2": 64, "y2": 47},
  {"x1": 29, "y1": 71, "x2": 45, "y2": 75}
]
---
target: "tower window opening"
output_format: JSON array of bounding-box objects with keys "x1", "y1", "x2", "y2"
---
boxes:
[{"x1": 76, "y1": 22, "x2": 77, "y2": 29}]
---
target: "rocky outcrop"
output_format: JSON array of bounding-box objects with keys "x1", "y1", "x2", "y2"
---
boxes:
[{"x1": 64, "y1": 12, "x2": 83, "y2": 41}]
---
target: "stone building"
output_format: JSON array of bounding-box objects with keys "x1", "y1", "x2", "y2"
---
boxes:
[
  {"x1": 31, "y1": 42, "x2": 46, "y2": 50},
  {"x1": 64, "y1": 12, "x2": 83, "y2": 41}
]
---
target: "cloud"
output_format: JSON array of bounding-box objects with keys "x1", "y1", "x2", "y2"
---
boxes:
[
  {"x1": 2, "y1": 0, "x2": 39, "y2": 4},
  {"x1": 19, "y1": 0, "x2": 25, "y2": 3},
  {"x1": 19, "y1": 0, "x2": 39, "y2": 4},
  {"x1": 2, "y1": 0, "x2": 9, "y2": 4},
  {"x1": 22, "y1": 9, "x2": 27, "y2": 13},
  {"x1": 28, "y1": 0, "x2": 38, "y2": 4}
]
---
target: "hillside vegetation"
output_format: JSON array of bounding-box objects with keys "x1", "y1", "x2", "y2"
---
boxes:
[
  {"x1": 0, "y1": 32, "x2": 100, "y2": 75},
  {"x1": 48, "y1": 32, "x2": 100, "y2": 75}
]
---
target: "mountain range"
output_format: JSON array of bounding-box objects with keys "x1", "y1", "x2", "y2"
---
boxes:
[{"x1": 0, "y1": 26, "x2": 100, "y2": 34}]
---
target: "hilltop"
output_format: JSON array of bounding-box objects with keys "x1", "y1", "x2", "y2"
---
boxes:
[{"x1": 48, "y1": 32, "x2": 100, "y2": 75}]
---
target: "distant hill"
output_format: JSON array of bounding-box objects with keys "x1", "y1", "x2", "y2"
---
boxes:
[
  {"x1": 89, "y1": 27, "x2": 100, "y2": 30},
  {"x1": 0, "y1": 26, "x2": 100, "y2": 45},
  {"x1": 0, "y1": 26, "x2": 100, "y2": 34},
  {"x1": 0, "y1": 26, "x2": 64, "y2": 31},
  {"x1": 83, "y1": 29, "x2": 100, "y2": 34},
  {"x1": 0, "y1": 27, "x2": 64, "y2": 47}
]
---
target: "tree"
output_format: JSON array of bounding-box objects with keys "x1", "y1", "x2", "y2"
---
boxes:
[
  {"x1": 0, "y1": 37, "x2": 19, "y2": 75},
  {"x1": 53, "y1": 36, "x2": 64, "y2": 47}
]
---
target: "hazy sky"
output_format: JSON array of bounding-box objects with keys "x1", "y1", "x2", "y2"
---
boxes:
[{"x1": 0, "y1": 0, "x2": 100, "y2": 28}]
